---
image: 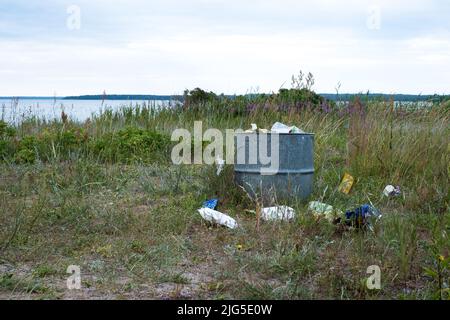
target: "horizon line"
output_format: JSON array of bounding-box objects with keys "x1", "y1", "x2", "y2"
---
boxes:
[{"x1": 1, "y1": 92, "x2": 449, "y2": 99}]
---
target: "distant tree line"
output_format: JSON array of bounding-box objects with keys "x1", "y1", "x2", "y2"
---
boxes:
[{"x1": 61, "y1": 91, "x2": 449, "y2": 104}]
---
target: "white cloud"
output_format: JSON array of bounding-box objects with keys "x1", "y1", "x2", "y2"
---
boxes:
[{"x1": 0, "y1": 0, "x2": 449, "y2": 95}]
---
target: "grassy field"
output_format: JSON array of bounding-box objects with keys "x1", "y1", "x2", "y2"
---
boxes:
[{"x1": 0, "y1": 93, "x2": 449, "y2": 299}]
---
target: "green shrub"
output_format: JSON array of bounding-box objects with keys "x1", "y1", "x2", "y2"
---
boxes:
[
  {"x1": 443, "y1": 99, "x2": 450, "y2": 111},
  {"x1": 0, "y1": 121, "x2": 16, "y2": 138},
  {"x1": 59, "y1": 130, "x2": 80, "y2": 148},
  {"x1": 0, "y1": 140, "x2": 8, "y2": 158},
  {"x1": 9, "y1": 126, "x2": 90, "y2": 163},
  {"x1": 91, "y1": 126, "x2": 171, "y2": 163},
  {"x1": 276, "y1": 88, "x2": 327, "y2": 107},
  {"x1": 183, "y1": 88, "x2": 219, "y2": 107},
  {"x1": 44, "y1": 126, "x2": 86, "y2": 145},
  {"x1": 0, "y1": 121, "x2": 16, "y2": 159},
  {"x1": 15, "y1": 136, "x2": 37, "y2": 163}
]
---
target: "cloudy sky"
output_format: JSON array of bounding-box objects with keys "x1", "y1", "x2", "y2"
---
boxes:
[{"x1": 0, "y1": 0, "x2": 449, "y2": 96}]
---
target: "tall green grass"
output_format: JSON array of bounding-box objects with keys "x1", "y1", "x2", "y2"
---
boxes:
[{"x1": 0, "y1": 95, "x2": 448, "y2": 299}]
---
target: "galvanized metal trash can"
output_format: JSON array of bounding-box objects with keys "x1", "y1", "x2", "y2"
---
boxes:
[{"x1": 234, "y1": 132, "x2": 314, "y2": 201}]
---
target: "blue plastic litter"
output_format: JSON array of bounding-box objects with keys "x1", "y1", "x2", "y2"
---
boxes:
[
  {"x1": 345, "y1": 204, "x2": 381, "y2": 228},
  {"x1": 202, "y1": 198, "x2": 218, "y2": 210}
]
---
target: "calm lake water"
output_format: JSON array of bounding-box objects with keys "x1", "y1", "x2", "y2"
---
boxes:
[
  {"x1": 0, "y1": 98, "x2": 434, "y2": 125},
  {"x1": 0, "y1": 98, "x2": 177, "y2": 124}
]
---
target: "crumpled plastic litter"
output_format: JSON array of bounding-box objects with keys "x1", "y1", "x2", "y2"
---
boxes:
[
  {"x1": 344, "y1": 204, "x2": 382, "y2": 230},
  {"x1": 270, "y1": 122, "x2": 305, "y2": 134},
  {"x1": 202, "y1": 198, "x2": 218, "y2": 210},
  {"x1": 271, "y1": 122, "x2": 290, "y2": 133},
  {"x1": 383, "y1": 185, "x2": 401, "y2": 197},
  {"x1": 261, "y1": 205, "x2": 296, "y2": 221},
  {"x1": 308, "y1": 201, "x2": 342, "y2": 222},
  {"x1": 198, "y1": 208, "x2": 238, "y2": 229}
]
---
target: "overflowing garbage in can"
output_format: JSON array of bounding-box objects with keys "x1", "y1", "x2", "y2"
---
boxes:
[{"x1": 234, "y1": 121, "x2": 314, "y2": 202}]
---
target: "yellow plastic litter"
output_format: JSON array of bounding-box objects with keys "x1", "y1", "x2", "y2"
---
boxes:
[{"x1": 338, "y1": 173, "x2": 354, "y2": 194}]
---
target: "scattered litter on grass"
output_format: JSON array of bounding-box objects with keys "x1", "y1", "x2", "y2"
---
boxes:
[
  {"x1": 383, "y1": 185, "x2": 401, "y2": 197},
  {"x1": 270, "y1": 122, "x2": 305, "y2": 134},
  {"x1": 261, "y1": 205, "x2": 295, "y2": 221},
  {"x1": 308, "y1": 201, "x2": 342, "y2": 223},
  {"x1": 215, "y1": 156, "x2": 225, "y2": 176},
  {"x1": 344, "y1": 204, "x2": 382, "y2": 231},
  {"x1": 338, "y1": 172, "x2": 354, "y2": 194},
  {"x1": 197, "y1": 208, "x2": 238, "y2": 229},
  {"x1": 202, "y1": 198, "x2": 218, "y2": 210}
]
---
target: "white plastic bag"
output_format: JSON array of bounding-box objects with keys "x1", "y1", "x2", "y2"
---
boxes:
[
  {"x1": 261, "y1": 206, "x2": 295, "y2": 221},
  {"x1": 271, "y1": 122, "x2": 304, "y2": 134},
  {"x1": 383, "y1": 185, "x2": 401, "y2": 197},
  {"x1": 271, "y1": 122, "x2": 291, "y2": 133},
  {"x1": 198, "y1": 208, "x2": 238, "y2": 229}
]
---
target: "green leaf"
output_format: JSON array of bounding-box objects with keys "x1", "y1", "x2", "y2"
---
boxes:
[{"x1": 423, "y1": 267, "x2": 438, "y2": 278}]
